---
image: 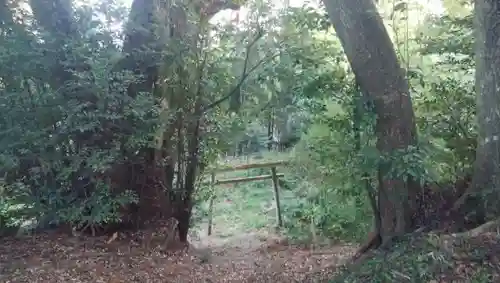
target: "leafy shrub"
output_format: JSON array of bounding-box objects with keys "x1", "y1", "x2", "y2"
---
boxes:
[
  {"x1": 0, "y1": 5, "x2": 154, "y2": 230},
  {"x1": 284, "y1": 97, "x2": 373, "y2": 243}
]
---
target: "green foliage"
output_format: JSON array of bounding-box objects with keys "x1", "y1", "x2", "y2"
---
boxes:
[
  {"x1": 0, "y1": 2, "x2": 150, "y2": 230},
  {"x1": 285, "y1": 88, "x2": 373, "y2": 242},
  {"x1": 277, "y1": 1, "x2": 476, "y2": 244},
  {"x1": 0, "y1": 0, "x2": 480, "y2": 255},
  {"x1": 332, "y1": 233, "x2": 500, "y2": 283},
  {"x1": 412, "y1": 10, "x2": 475, "y2": 179}
]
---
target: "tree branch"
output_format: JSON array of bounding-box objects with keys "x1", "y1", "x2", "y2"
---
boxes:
[{"x1": 202, "y1": 27, "x2": 275, "y2": 112}]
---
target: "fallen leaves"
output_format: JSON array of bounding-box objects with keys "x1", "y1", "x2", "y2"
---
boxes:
[{"x1": 0, "y1": 230, "x2": 356, "y2": 283}]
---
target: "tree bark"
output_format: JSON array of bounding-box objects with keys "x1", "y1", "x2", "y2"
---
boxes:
[
  {"x1": 322, "y1": 0, "x2": 419, "y2": 244},
  {"x1": 121, "y1": 0, "x2": 242, "y2": 241},
  {"x1": 25, "y1": 0, "x2": 241, "y2": 236},
  {"x1": 456, "y1": 0, "x2": 500, "y2": 224}
]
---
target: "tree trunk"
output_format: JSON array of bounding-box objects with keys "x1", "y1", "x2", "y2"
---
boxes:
[
  {"x1": 322, "y1": 0, "x2": 419, "y2": 244},
  {"x1": 119, "y1": 0, "x2": 173, "y2": 226},
  {"x1": 121, "y1": 0, "x2": 242, "y2": 242},
  {"x1": 25, "y1": 0, "x2": 241, "y2": 236},
  {"x1": 456, "y1": 0, "x2": 500, "y2": 225},
  {"x1": 267, "y1": 109, "x2": 274, "y2": 151}
]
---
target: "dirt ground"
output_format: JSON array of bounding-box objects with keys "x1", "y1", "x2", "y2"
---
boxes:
[{"x1": 0, "y1": 228, "x2": 356, "y2": 283}]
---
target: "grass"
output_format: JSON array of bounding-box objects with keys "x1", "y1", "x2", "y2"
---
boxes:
[
  {"x1": 192, "y1": 151, "x2": 298, "y2": 239},
  {"x1": 192, "y1": 151, "x2": 372, "y2": 244},
  {"x1": 210, "y1": 180, "x2": 275, "y2": 237},
  {"x1": 192, "y1": 165, "x2": 298, "y2": 238}
]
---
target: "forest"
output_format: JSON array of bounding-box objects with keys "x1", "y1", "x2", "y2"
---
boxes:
[{"x1": 0, "y1": 0, "x2": 499, "y2": 282}]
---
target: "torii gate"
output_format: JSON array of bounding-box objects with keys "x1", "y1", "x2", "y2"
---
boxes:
[{"x1": 205, "y1": 160, "x2": 289, "y2": 235}]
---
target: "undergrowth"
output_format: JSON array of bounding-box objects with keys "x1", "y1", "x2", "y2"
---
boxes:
[
  {"x1": 193, "y1": 154, "x2": 371, "y2": 245},
  {"x1": 332, "y1": 232, "x2": 500, "y2": 283}
]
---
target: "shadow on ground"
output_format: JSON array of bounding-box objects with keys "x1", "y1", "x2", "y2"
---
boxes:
[{"x1": 0, "y1": 227, "x2": 356, "y2": 282}]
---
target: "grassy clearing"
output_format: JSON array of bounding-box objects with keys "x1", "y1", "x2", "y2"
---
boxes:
[
  {"x1": 193, "y1": 165, "x2": 297, "y2": 238},
  {"x1": 192, "y1": 151, "x2": 300, "y2": 239},
  {"x1": 193, "y1": 151, "x2": 372, "y2": 245}
]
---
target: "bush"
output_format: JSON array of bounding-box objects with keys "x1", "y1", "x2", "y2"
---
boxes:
[
  {"x1": 283, "y1": 98, "x2": 373, "y2": 243},
  {"x1": 0, "y1": 11, "x2": 155, "y2": 231}
]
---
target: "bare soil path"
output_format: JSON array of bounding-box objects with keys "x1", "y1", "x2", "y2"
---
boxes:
[{"x1": 0, "y1": 229, "x2": 356, "y2": 283}]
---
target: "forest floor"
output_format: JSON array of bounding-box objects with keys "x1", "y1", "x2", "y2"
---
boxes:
[
  {"x1": 1, "y1": 154, "x2": 358, "y2": 282},
  {"x1": 3, "y1": 222, "x2": 500, "y2": 283},
  {"x1": 332, "y1": 230, "x2": 500, "y2": 283},
  {"x1": 3, "y1": 153, "x2": 500, "y2": 282},
  {"x1": 0, "y1": 228, "x2": 356, "y2": 282}
]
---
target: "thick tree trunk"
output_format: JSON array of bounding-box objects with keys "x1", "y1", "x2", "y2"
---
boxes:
[
  {"x1": 456, "y1": 0, "x2": 500, "y2": 224},
  {"x1": 26, "y1": 0, "x2": 240, "y2": 236},
  {"x1": 322, "y1": 0, "x2": 419, "y2": 244},
  {"x1": 119, "y1": 0, "x2": 173, "y2": 227}
]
